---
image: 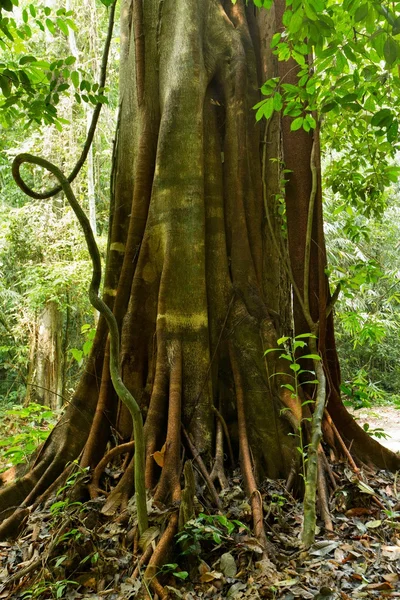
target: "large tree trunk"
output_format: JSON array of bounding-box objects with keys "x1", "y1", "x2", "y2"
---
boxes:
[{"x1": 1, "y1": 0, "x2": 399, "y2": 552}]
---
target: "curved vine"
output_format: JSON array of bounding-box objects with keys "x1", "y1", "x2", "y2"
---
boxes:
[{"x1": 12, "y1": 153, "x2": 148, "y2": 535}]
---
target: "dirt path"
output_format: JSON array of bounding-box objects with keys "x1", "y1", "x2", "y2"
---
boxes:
[{"x1": 349, "y1": 405, "x2": 400, "y2": 453}]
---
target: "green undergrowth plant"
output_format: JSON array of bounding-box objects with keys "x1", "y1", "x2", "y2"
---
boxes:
[
  {"x1": 176, "y1": 513, "x2": 249, "y2": 556},
  {"x1": 0, "y1": 402, "x2": 57, "y2": 472},
  {"x1": 265, "y1": 333, "x2": 321, "y2": 480}
]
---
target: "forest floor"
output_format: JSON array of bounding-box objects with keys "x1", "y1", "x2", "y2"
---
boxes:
[{"x1": 0, "y1": 407, "x2": 400, "y2": 600}]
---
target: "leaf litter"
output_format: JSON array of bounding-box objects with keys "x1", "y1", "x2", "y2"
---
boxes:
[{"x1": 0, "y1": 461, "x2": 399, "y2": 599}]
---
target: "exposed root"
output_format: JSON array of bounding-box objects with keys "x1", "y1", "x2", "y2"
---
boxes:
[
  {"x1": 154, "y1": 344, "x2": 182, "y2": 504},
  {"x1": 132, "y1": 544, "x2": 153, "y2": 579},
  {"x1": 88, "y1": 440, "x2": 135, "y2": 499},
  {"x1": 144, "y1": 512, "x2": 179, "y2": 600},
  {"x1": 144, "y1": 347, "x2": 169, "y2": 490},
  {"x1": 230, "y1": 345, "x2": 269, "y2": 553},
  {"x1": 183, "y1": 427, "x2": 221, "y2": 507}
]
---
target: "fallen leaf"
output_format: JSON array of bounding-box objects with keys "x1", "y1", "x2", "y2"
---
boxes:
[
  {"x1": 366, "y1": 582, "x2": 393, "y2": 591},
  {"x1": 152, "y1": 443, "x2": 166, "y2": 467},
  {"x1": 382, "y1": 545, "x2": 400, "y2": 560},
  {"x1": 199, "y1": 571, "x2": 222, "y2": 582},
  {"x1": 383, "y1": 573, "x2": 399, "y2": 583},
  {"x1": 220, "y1": 552, "x2": 237, "y2": 578},
  {"x1": 365, "y1": 519, "x2": 382, "y2": 528},
  {"x1": 138, "y1": 526, "x2": 160, "y2": 551},
  {"x1": 345, "y1": 508, "x2": 372, "y2": 517}
]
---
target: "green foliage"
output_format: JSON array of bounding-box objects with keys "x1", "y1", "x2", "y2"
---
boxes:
[
  {"x1": 176, "y1": 513, "x2": 248, "y2": 555},
  {"x1": 251, "y1": 0, "x2": 400, "y2": 219},
  {"x1": 266, "y1": 334, "x2": 322, "y2": 479},
  {"x1": 21, "y1": 579, "x2": 78, "y2": 599},
  {"x1": 0, "y1": 0, "x2": 110, "y2": 129},
  {"x1": 69, "y1": 323, "x2": 96, "y2": 366},
  {"x1": 0, "y1": 402, "x2": 57, "y2": 471}
]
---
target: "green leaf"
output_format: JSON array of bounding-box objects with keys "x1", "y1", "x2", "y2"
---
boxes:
[
  {"x1": 354, "y1": 3, "x2": 368, "y2": 22},
  {"x1": 383, "y1": 36, "x2": 398, "y2": 66},
  {"x1": 277, "y1": 336, "x2": 289, "y2": 345},
  {"x1": 46, "y1": 18, "x2": 56, "y2": 35},
  {"x1": 290, "y1": 363, "x2": 301, "y2": 372},
  {"x1": 281, "y1": 383, "x2": 295, "y2": 392},
  {"x1": 262, "y1": 96, "x2": 274, "y2": 119},
  {"x1": 0, "y1": 73, "x2": 12, "y2": 97},
  {"x1": 174, "y1": 571, "x2": 189, "y2": 580},
  {"x1": 99, "y1": 0, "x2": 115, "y2": 5},
  {"x1": 56, "y1": 17, "x2": 69, "y2": 36},
  {"x1": 301, "y1": 354, "x2": 321, "y2": 361},
  {"x1": 291, "y1": 116, "x2": 304, "y2": 131},
  {"x1": 370, "y1": 108, "x2": 392, "y2": 128},
  {"x1": 19, "y1": 55, "x2": 37, "y2": 65},
  {"x1": 0, "y1": 0, "x2": 13, "y2": 11},
  {"x1": 288, "y1": 8, "x2": 304, "y2": 33},
  {"x1": 71, "y1": 70, "x2": 79, "y2": 88},
  {"x1": 273, "y1": 92, "x2": 283, "y2": 111},
  {"x1": 270, "y1": 32, "x2": 281, "y2": 48}
]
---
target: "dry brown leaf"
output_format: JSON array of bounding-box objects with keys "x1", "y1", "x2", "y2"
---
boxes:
[
  {"x1": 345, "y1": 508, "x2": 372, "y2": 517},
  {"x1": 198, "y1": 560, "x2": 211, "y2": 576},
  {"x1": 199, "y1": 571, "x2": 222, "y2": 583},
  {"x1": 138, "y1": 526, "x2": 160, "y2": 551},
  {"x1": 366, "y1": 582, "x2": 393, "y2": 591},
  {"x1": 382, "y1": 545, "x2": 400, "y2": 560},
  {"x1": 101, "y1": 492, "x2": 122, "y2": 516},
  {"x1": 152, "y1": 443, "x2": 166, "y2": 467},
  {"x1": 383, "y1": 573, "x2": 399, "y2": 583}
]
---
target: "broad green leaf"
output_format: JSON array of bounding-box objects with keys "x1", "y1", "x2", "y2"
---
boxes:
[
  {"x1": 46, "y1": 18, "x2": 56, "y2": 35},
  {"x1": 301, "y1": 354, "x2": 321, "y2": 361},
  {"x1": 383, "y1": 36, "x2": 398, "y2": 66},
  {"x1": 370, "y1": 108, "x2": 392, "y2": 128},
  {"x1": 354, "y1": 3, "x2": 368, "y2": 22},
  {"x1": 71, "y1": 70, "x2": 79, "y2": 88},
  {"x1": 291, "y1": 116, "x2": 304, "y2": 131},
  {"x1": 273, "y1": 92, "x2": 283, "y2": 111},
  {"x1": 56, "y1": 18, "x2": 68, "y2": 36}
]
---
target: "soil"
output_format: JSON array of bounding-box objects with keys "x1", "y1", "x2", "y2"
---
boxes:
[{"x1": 349, "y1": 405, "x2": 400, "y2": 453}]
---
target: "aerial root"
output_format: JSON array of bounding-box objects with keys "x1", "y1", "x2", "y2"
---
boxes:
[{"x1": 89, "y1": 440, "x2": 135, "y2": 499}]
